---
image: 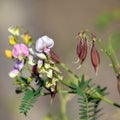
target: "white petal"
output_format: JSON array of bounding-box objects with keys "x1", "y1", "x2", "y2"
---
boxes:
[
  {"x1": 35, "y1": 38, "x2": 44, "y2": 52},
  {"x1": 36, "y1": 52, "x2": 47, "y2": 59},
  {"x1": 29, "y1": 48, "x2": 35, "y2": 55},
  {"x1": 9, "y1": 69, "x2": 19, "y2": 78},
  {"x1": 42, "y1": 35, "x2": 54, "y2": 48},
  {"x1": 28, "y1": 55, "x2": 36, "y2": 65}
]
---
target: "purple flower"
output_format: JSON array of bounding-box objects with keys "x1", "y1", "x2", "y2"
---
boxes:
[
  {"x1": 14, "y1": 60, "x2": 24, "y2": 71},
  {"x1": 35, "y1": 35, "x2": 54, "y2": 53},
  {"x1": 9, "y1": 60, "x2": 24, "y2": 78},
  {"x1": 12, "y1": 43, "x2": 29, "y2": 60}
]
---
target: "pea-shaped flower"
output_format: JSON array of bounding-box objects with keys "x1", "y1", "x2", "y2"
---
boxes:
[
  {"x1": 9, "y1": 60, "x2": 24, "y2": 78},
  {"x1": 12, "y1": 43, "x2": 29, "y2": 60},
  {"x1": 35, "y1": 35, "x2": 54, "y2": 53}
]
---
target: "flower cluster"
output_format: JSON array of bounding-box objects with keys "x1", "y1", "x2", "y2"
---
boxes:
[
  {"x1": 5, "y1": 26, "x2": 62, "y2": 96},
  {"x1": 76, "y1": 31, "x2": 100, "y2": 74}
]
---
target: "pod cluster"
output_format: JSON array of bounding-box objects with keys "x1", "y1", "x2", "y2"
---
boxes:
[{"x1": 76, "y1": 32, "x2": 100, "y2": 74}]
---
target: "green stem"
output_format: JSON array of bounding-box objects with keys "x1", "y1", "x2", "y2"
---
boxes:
[
  {"x1": 59, "y1": 62, "x2": 120, "y2": 108},
  {"x1": 84, "y1": 93, "x2": 89, "y2": 120},
  {"x1": 59, "y1": 93, "x2": 68, "y2": 120},
  {"x1": 96, "y1": 39, "x2": 119, "y2": 76},
  {"x1": 60, "y1": 63, "x2": 79, "y2": 79}
]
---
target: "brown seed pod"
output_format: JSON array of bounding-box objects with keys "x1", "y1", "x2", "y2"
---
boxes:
[
  {"x1": 76, "y1": 39, "x2": 82, "y2": 57},
  {"x1": 50, "y1": 50, "x2": 60, "y2": 64},
  {"x1": 91, "y1": 41, "x2": 100, "y2": 74},
  {"x1": 79, "y1": 38, "x2": 88, "y2": 64}
]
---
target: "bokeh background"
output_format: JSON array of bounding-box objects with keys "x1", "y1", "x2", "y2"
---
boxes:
[{"x1": 0, "y1": 0, "x2": 120, "y2": 120}]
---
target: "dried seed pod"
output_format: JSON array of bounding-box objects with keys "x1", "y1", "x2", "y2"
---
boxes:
[
  {"x1": 79, "y1": 38, "x2": 88, "y2": 64},
  {"x1": 50, "y1": 50, "x2": 60, "y2": 64},
  {"x1": 91, "y1": 41, "x2": 100, "y2": 74},
  {"x1": 76, "y1": 39, "x2": 82, "y2": 57}
]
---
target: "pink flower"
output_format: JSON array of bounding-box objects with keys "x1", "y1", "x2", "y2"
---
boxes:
[{"x1": 12, "y1": 43, "x2": 29, "y2": 60}]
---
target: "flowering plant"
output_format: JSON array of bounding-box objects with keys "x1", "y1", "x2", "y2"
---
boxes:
[{"x1": 5, "y1": 26, "x2": 120, "y2": 120}]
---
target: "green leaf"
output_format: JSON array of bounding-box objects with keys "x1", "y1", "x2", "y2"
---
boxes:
[{"x1": 19, "y1": 87, "x2": 42, "y2": 116}]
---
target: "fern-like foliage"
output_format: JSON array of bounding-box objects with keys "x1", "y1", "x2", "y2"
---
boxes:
[
  {"x1": 78, "y1": 94, "x2": 102, "y2": 120},
  {"x1": 19, "y1": 86, "x2": 42, "y2": 116},
  {"x1": 71, "y1": 75, "x2": 108, "y2": 120}
]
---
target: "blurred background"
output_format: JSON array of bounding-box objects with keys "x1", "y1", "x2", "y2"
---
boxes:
[{"x1": 0, "y1": 0, "x2": 120, "y2": 120}]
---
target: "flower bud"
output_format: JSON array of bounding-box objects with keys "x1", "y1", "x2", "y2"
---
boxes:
[
  {"x1": 8, "y1": 26, "x2": 20, "y2": 36},
  {"x1": 9, "y1": 36, "x2": 16, "y2": 45},
  {"x1": 91, "y1": 41, "x2": 100, "y2": 74},
  {"x1": 23, "y1": 33, "x2": 31, "y2": 45},
  {"x1": 5, "y1": 50, "x2": 12, "y2": 58}
]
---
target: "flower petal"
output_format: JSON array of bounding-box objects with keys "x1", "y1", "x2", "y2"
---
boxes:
[
  {"x1": 14, "y1": 60, "x2": 24, "y2": 71},
  {"x1": 35, "y1": 35, "x2": 54, "y2": 52},
  {"x1": 12, "y1": 44, "x2": 20, "y2": 58},
  {"x1": 20, "y1": 43, "x2": 29, "y2": 57},
  {"x1": 44, "y1": 48, "x2": 50, "y2": 54},
  {"x1": 42, "y1": 35, "x2": 54, "y2": 48},
  {"x1": 36, "y1": 52, "x2": 47, "y2": 59},
  {"x1": 35, "y1": 38, "x2": 44, "y2": 52},
  {"x1": 5, "y1": 50, "x2": 12, "y2": 58},
  {"x1": 28, "y1": 55, "x2": 36, "y2": 65},
  {"x1": 9, "y1": 69, "x2": 19, "y2": 78}
]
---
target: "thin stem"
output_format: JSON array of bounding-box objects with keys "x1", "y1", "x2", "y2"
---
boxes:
[
  {"x1": 96, "y1": 39, "x2": 119, "y2": 76},
  {"x1": 60, "y1": 63, "x2": 79, "y2": 79},
  {"x1": 58, "y1": 93, "x2": 68, "y2": 120},
  {"x1": 59, "y1": 62, "x2": 120, "y2": 108},
  {"x1": 40, "y1": 90, "x2": 75, "y2": 96},
  {"x1": 82, "y1": 93, "x2": 90, "y2": 120},
  {"x1": 59, "y1": 79, "x2": 74, "y2": 89}
]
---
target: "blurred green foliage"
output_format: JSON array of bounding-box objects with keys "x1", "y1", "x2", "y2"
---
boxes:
[
  {"x1": 96, "y1": 6, "x2": 120, "y2": 29},
  {"x1": 96, "y1": 11, "x2": 114, "y2": 29},
  {"x1": 110, "y1": 32, "x2": 120, "y2": 51},
  {"x1": 96, "y1": 6, "x2": 120, "y2": 51}
]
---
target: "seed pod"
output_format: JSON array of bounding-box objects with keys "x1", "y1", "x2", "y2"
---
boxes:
[
  {"x1": 79, "y1": 38, "x2": 88, "y2": 64},
  {"x1": 76, "y1": 39, "x2": 82, "y2": 57},
  {"x1": 50, "y1": 50, "x2": 60, "y2": 64},
  {"x1": 91, "y1": 41, "x2": 100, "y2": 74}
]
